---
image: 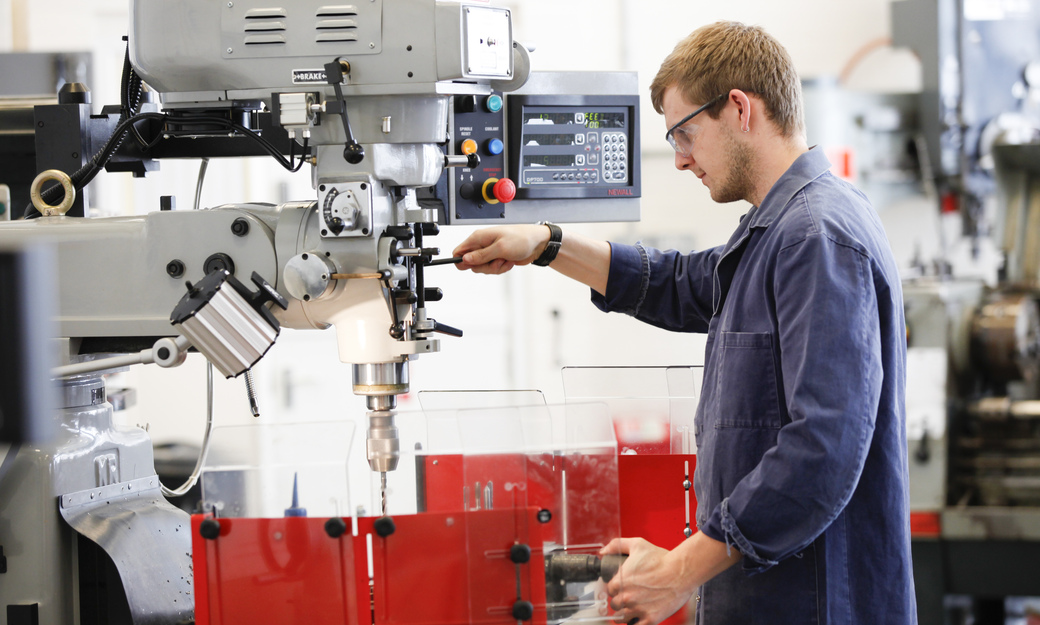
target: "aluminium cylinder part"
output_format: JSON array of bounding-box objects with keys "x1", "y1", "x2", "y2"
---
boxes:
[
  {"x1": 59, "y1": 375, "x2": 107, "y2": 410},
  {"x1": 366, "y1": 410, "x2": 400, "y2": 474},
  {"x1": 352, "y1": 362, "x2": 409, "y2": 396},
  {"x1": 171, "y1": 270, "x2": 280, "y2": 379},
  {"x1": 283, "y1": 252, "x2": 336, "y2": 302},
  {"x1": 971, "y1": 292, "x2": 1040, "y2": 383}
]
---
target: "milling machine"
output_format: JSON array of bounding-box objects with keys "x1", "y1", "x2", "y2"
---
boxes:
[{"x1": 0, "y1": 1, "x2": 642, "y2": 623}]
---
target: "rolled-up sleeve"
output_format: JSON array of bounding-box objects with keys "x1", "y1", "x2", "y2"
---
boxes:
[
  {"x1": 591, "y1": 242, "x2": 722, "y2": 333},
  {"x1": 699, "y1": 232, "x2": 883, "y2": 572}
]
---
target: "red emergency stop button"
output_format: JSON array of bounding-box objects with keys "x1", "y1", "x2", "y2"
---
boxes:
[
  {"x1": 481, "y1": 177, "x2": 516, "y2": 204},
  {"x1": 493, "y1": 177, "x2": 516, "y2": 203}
]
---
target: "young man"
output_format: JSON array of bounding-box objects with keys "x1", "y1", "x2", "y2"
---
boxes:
[{"x1": 453, "y1": 21, "x2": 916, "y2": 625}]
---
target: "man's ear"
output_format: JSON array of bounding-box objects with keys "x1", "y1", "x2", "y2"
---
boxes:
[{"x1": 727, "y1": 89, "x2": 752, "y2": 133}]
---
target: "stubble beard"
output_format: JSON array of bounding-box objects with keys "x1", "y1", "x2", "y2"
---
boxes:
[{"x1": 709, "y1": 126, "x2": 756, "y2": 204}]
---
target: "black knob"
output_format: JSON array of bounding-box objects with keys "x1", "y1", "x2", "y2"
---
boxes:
[
  {"x1": 325, "y1": 517, "x2": 348, "y2": 538},
  {"x1": 199, "y1": 518, "x2": 221, "y2": 540},
  {"x1": 385, "y1": 226, "x2": 413, "y2": 240},
  {"x1": 510, "y1": 543, "x2": 531, "y2": 564},
  {"x1": 459, "y1": 183, "x2": 476, "y2": 201},
  {"x1": 166, "y1": 259, "x2": 185, "y2": 278},
  {"x1": 374, "y1": 516, "x2": 396, "y2": 537},
  {"x1": 424, "y1": 288, "x2": 443, "y2": 302},
  {"x1": 231, "y1": 217, "x2": 250, "y2": 237},
  {"x1": 344, "y1": 142, "x2": 365, "y2": 164},
  {"x1": 537, "y1": 509, "x2": 552, "y2": 524},
  {"x1": 512, "y1": 600, "x2": 534, "y2": 621},
  {"x1": 203, "y1": 253, "x2": 235, "y2": 276},
  {"x1": 456, "y1": 95, "x2": 477, "y2": 113}
]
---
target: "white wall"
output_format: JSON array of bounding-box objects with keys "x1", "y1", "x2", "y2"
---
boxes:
[{"x1": 8, "y1": 0, "x2": 938, "y2": 510}]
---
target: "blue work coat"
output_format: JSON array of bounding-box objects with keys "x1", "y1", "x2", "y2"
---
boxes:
[{"x1": 592, "y1": 148, "x2": 916, "y2": 624}]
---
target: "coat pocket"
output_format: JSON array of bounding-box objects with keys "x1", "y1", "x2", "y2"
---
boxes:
[{"x1": 714, "y1": 331, "x2": 782, "y2": 429}]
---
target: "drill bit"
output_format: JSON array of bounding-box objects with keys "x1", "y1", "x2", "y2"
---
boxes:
[{"x1": 380, "y1": 471, "x2": 388, "y2": 516}]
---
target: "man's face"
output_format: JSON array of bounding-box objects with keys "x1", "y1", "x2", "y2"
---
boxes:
[{"x1": 661, "y1": 85, "x2": 755, "y2": 204}]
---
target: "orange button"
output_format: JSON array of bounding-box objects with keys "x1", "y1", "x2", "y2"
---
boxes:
[
  {"x1": 461, "y1": 139, "x2": 478, "y2": 155},
  {"x1": 493, "y1": 177, "x2": 516, "y2": 203}
]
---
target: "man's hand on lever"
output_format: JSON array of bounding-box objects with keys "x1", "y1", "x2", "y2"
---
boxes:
[
  {"x1": 452, "y1": 225, "x2": 549, "y2": 274},
  {"x1": 453, "y1": 224, "x2": 612, "y2": 296},
  {"x1": 601, "y1": 533, "x2": 742, "y2": 625}
]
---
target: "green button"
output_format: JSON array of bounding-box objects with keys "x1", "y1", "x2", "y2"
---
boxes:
[
  {"x1": 485, "y1": 94, "x2": 503, "y2": 113},
  {"x1": 0, "y1": 202, "x2": 6, "y2": 216}
]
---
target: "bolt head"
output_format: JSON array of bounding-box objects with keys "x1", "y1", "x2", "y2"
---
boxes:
[
  {"x1": 324, "y1": 517, "x2": 348, "y2": 538},
  {"x1": 199, "y1": 519, "x2": 221, "y2": 540},
  {"x1": 374, "y1": 516, "x2": 396, "y2": 537}
]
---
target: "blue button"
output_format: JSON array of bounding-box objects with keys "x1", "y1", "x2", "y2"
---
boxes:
[
  {"x1": 486, "y1": 138, "x2": 504, "y2": 155},
  {"x1": 485, "y1": 94, "x2": 503, "y2": 113}
]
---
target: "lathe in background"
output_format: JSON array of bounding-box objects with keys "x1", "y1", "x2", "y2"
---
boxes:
[{"x1": 808, "y1": 1, "x2": 1040, "y2": 623}]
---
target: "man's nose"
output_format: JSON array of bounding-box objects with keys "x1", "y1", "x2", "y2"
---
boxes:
[{"x1": 675, "y1": 151, "x2": 694, "y2": 171}]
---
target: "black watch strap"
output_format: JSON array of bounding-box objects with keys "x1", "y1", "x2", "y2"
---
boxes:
[{"x1": 533, "y1": 222, "x2": 562, "y2": 267}]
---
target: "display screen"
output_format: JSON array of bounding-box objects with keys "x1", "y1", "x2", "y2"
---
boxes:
[
  {"x1": 581, "y1": 112, "x2": 625, "y2": 129},
  {"x1": 523, "y1": 112, "x2": 578, "y2": 125},
  {"x1": 524, "y1": 134, "x2": 577, "y2": 146},
  {"x1": 524, "y1": 155, "x2": 576, "y2": 167},
  {"x1": 523, "y1": 111, "x2": 627, "y2": 129},
  {"x1": 515, "y1": 102, "x2": 632, "y2": 189}
]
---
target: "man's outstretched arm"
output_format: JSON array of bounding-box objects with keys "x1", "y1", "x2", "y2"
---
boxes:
[{"x1": 453, "y1": 224, "x2": 612, "y2": 296}]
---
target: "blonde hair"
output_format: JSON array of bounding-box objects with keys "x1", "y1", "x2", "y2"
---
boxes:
[{"x1": 650, "y1": 21, "x2": 804, "y2": 138}]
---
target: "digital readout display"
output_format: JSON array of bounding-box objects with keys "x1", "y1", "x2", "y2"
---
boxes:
[
  {"x1": 524, "y1": 134, "x2": 576, "y2": 146},
  {"x1": 523, "y1": 111, "x2": 626, "y2": 129},
  {"x1": 524, "y1": 155, "x2": 575, "y2": 167},
  {"x1": 583, "y1": 112, "x2": 625, "y2": 128}
]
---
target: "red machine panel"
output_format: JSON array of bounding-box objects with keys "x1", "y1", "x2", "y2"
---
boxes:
[
  {"x1": 194, "y1": 509, "x2": 549, "y2": 625},
  {"x1": 191, "y1": 515, "x2": 360, "y2": 625}
]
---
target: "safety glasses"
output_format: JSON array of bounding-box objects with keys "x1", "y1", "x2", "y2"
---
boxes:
[{"x1": 665, "y1": 93, "x2": 727, "y2": 157}]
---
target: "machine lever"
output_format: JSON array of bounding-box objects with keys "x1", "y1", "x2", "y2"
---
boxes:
[
  {"x1": 324, "y1": 59, "x2": 365, "y2": 164},
  {"x1": 444, "y1": 153, "x2": 481, "y2": 169},
  {"x1": 424, "y1": 256, "x2": 463, "y2": 267},
  {"x1": 432, "y1": 321, "x2": 463, "y2": 338}
]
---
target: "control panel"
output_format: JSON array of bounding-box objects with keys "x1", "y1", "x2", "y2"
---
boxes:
[
  {"x1": 508, "y1": 96, "x2": 640, "y2": 199},
  {"x1": 449, "y1": 93, "x2": 514, "y2": 220},
  {"x1": 431, "y1": 71, "x2": 641, "y2": 225}
]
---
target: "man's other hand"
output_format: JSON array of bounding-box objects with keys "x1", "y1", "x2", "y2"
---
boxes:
[{"x1": 601, "y1": 537, "x2": 695, "y2": 625}]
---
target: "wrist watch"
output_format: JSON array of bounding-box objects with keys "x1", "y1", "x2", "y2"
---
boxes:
[{"x1": 533, "y1": 222, "x2": 562, "y2": 267}]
